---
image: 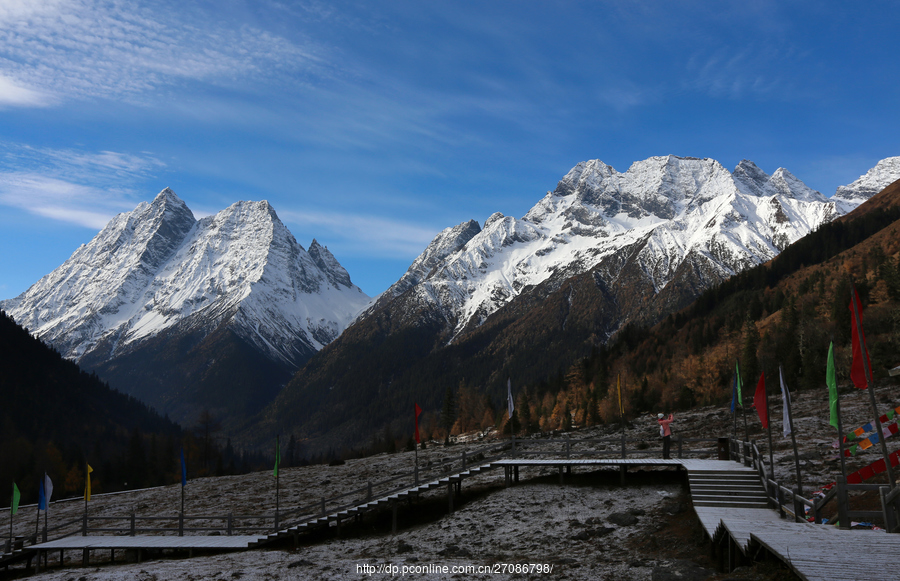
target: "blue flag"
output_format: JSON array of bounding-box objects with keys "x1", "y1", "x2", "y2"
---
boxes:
[
  {"x1": 181, "y1": 448, "x2": 187, "y2": 487},
  {"x1": 731, "y1": 371, "x2": 737, "y2": 414},
  {"x1": 38, "y1": 478, "x2": 46, "y2": 511}
]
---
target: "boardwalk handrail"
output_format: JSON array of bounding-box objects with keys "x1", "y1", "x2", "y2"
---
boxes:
[
  {"x1": 0, "y1": 441, "x2": 513, "y2": 549},
  {"x1": 4, "y1": 435, "x2": 724, "y2": 554},
  {"x1": 728, "y1": 435, "x2": 900, "y2": 531}
]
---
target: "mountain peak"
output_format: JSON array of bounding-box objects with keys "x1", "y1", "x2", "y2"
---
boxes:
[
  {"x1": 835, "y1": 157, "x2": 900, "y2": 203},
  {"x1": 308, "y1": 239, "x2": 353, "y2": 288}
]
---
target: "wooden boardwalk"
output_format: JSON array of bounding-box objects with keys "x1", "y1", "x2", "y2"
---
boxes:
[{"x1": 16, "y1": 454, "x2": 900, "y2": 580}]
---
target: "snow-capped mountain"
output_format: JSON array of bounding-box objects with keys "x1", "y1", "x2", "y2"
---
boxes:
[
  {"x1": 1, "y1": 189, "x2": 370, "y2": 422},
  {"x1": 833, "y1": 156, "x2": 900, "y2": 211},
  {"x1": 364, "y1": 156, "x2": 858, "y2": 341}
]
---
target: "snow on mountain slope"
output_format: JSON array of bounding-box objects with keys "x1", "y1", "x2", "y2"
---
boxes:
[
  {"x1": 371, "y1": 155, "x2": 879, "y2": 341},
  {"x1": 833, "y1": 156, "x2": 900, "y2": 212},
  {"x1": 1, "y1": 189, "x2": 370, "y2": 368}
]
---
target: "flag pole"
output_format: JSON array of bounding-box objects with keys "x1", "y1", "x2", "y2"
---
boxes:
[
  {"x1": 850, "y1": 287, "x2": 896, "y2": 488},
  {"x1": 619, "y1": 374, "x2": 626, "y2": 458},
  {"x1": 780, "y1": 366, "x2": 803, "y2": 496},
  {"x1": 274, "y1": 435, "x2": 280, "y2": 529},
  {"x1": 8, "y1": 484, "x2": 13, "y2": 552},
  {"x1": 764, "y1": 375, "x2": 775, "y2": 489}
]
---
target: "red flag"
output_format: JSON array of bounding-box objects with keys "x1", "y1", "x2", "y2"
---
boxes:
[
  {"x1": 754, "y1": 372, "x2": 768, "y2": 429},
  {"x1": 849, "y1": 287, "x2": 872, "y2": 389},
  {"x1": 414, "y1": 403, "x2": 422, "y2": 444}
]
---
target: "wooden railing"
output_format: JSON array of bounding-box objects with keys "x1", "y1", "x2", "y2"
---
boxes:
[
  {"x1": 729, "y1": 437, "x2": 900, "y2": 532},
  {"x1": 2, "y1": 441, "x2": 511, "y2": 554},
  {"x1": 508, "y1": 433, "x2": 724, "y2": 460},
  {"x1": 0, "y1": 435, "x2": 733, "y2": 556}
]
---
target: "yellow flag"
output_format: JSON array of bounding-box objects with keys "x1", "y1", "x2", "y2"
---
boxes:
[
  {"x1": 617, "y1": 375, "x2": 624, "y2": 415},
  {"x1": 84, "y1": 464, "x2": 93, "y2": 501}
]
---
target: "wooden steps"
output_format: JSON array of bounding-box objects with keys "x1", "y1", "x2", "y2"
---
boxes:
[{"x1": 688, "y1": 468, "x2": 769, "y2": 509}]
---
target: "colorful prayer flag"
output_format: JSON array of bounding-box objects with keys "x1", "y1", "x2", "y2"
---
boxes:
[
  {"x1": 731, "y1": 369, "x2": 737, "y2": 413},
  {"x1": 754, "y1": 372, "x2": 768, "y2": 429},
  {"x1": 38, "y1": 478, "x2": 46, "y2": 511},
  {"x1": 414, "y1": 403, "x2": 423, "y2": 444},
  {"x1": 273, "y1": 436, "x2": 281, "y2": 479},
  {"x1": 84, "y1": 464, "x2": 93, "y2": 501},
  {"x1": 779, "y1": 367, "x2": 791, "y2": 438},
  {"x1": 826, "y1": 341, "x2": 839, "y2": 431},
  {"x1": 849, "y1": 287, "x2": 872, "y2": 389},
  {"x1": 617, "y1": 375, "x2": 624, "y2": 416},
  {"x1": 11, "y1": 483, "x2": 20, "y2": 515},
  {"x1": 507, "y1": 379, "x2": 514, "y2": 420},
  {"x1": 44, "y1": 473, "x2": 53, "y2": 507},
  {"x1": 735, "y1": 361, "x2": 743, "y2": 408}
]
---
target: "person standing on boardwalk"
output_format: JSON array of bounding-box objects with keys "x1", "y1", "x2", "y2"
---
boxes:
[{"x1": 657, "y1": 413, "x2": 674, "y2": 459}]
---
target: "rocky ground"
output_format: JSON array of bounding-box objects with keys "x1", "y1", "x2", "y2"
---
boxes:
[{"x1": 3, "y1": 377, "x2": 899, "y2": 580}]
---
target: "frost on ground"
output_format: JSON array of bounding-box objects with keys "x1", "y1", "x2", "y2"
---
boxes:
[{"x1": 8, "y1": 379, "x2": 900, "y2": 580}]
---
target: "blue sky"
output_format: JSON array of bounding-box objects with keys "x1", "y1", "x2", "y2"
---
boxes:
[{"x1": 1, "y1": 1, "x2": 898, "y2": 299}]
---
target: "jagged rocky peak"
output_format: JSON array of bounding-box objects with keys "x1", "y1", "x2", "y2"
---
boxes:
[
  {"x1": 766, "y1": 168, "x2": 826, "y2": 203},
  {"x1": 553, "y1": 159, "x2": 617, "y2": 197},
  {"x1": 372, "y1": 219, "x2": 482, "y2": 307},
  {"x1": 484, "y1": 211, "x2": 507, "y2": 229},
  {"x1": 733, "y1": 160, "x2": 771, "y2": 196},
  {"x1": 309, "y1": 239, "x2": 352, "y2": 288},
  {"x1": 835, "y1": 156, "x2": 900, "y2": 201}
]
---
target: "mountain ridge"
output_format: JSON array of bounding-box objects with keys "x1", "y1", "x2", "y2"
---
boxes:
[{"x1": 1, "y1": 189, "x2": 370, "y2": 425}]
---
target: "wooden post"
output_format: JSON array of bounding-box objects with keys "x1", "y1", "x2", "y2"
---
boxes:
[
  {"x1": 514, "y1": 465, "x2": 519, "y2": 483},
  {"x1": 178, "y1": 512, "x2": 184, "y2": 537},
  {"x1": 391, "y1": 502, "x2": 397, "y2": 535},
  {"x1": 880, "y1": 486, "x2": 898, "y2": 533},
  {"x1": 558, "y1": 466, "x2": 564, "y2": 485},
  {"x1": 836, "y1": 479, "x2": 850, "y2": 530},
  {"x1": 227, "y1": 513, "x2": 233, "y2": 536}
]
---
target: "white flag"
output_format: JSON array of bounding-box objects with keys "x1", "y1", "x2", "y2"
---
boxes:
[
  {"x1": 507, "y1": 378, "x2": 514, "y2": 419},
  {"x1": 779, "y1": 367, "x2": 791, "y2": 438},
  {"x1": 44, "y1": 473, "x2": 53, "y2": 503}
]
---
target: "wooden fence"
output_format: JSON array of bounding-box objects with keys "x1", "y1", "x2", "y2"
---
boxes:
[
  {"x1": 729, "y1": 437, "x2": 900, "y2": 532},
  {"x1": 2, "y1": 441, "x2": 510, "y2": 557}
]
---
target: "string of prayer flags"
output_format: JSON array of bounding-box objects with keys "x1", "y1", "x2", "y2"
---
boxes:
[
  {"x1": 840, "y1": 404, "x2": 900, "y2": 443},
  {"x1": 840, "y1": 421, "x2": 900, "y2": 457},
  {"x1": 846, "y1": 448, "x2": 900, "y2": 484}
]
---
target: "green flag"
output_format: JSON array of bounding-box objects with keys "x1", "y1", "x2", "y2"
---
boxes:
[
  {"x1": 735, "y1": 361, "x2": 743, "y2": 407},
  {"x1": 273, "y1": 436, "x2": 280, "y2": 479},
  {"x1": 827, "y1": 341, "x2": 839, "y2": 431},
  {"x1": 11, "y1": 483, "x2": 20, "y2": 515}
]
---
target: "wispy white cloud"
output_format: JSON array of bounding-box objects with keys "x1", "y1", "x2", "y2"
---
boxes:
[
  {"x1": 0, "y1": 73, "x2": 52, "y2": 107},
  {"x1": 279, "y1": 208, "x2": 438, "y2": 258},
  {"x1": 0, "y1": 0, "x2": 325, "y2": 106},
  {"x1": 0, "y1": 142, "x2": 166, "y2": 227},
  {"x1": 0, "y1": 172, "x2": 132, "y2": 228}
]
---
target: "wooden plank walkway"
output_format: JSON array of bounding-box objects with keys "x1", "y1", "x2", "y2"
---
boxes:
[
  {"x1": 17, "y1": 454, "x2": 900, "y2": 581},
  {"x1": 31, "y1": 535, "x2": 265, "y2": 551},
  {"x1": 749, "y1": 527, "x2": 900, "y2": 581}
]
